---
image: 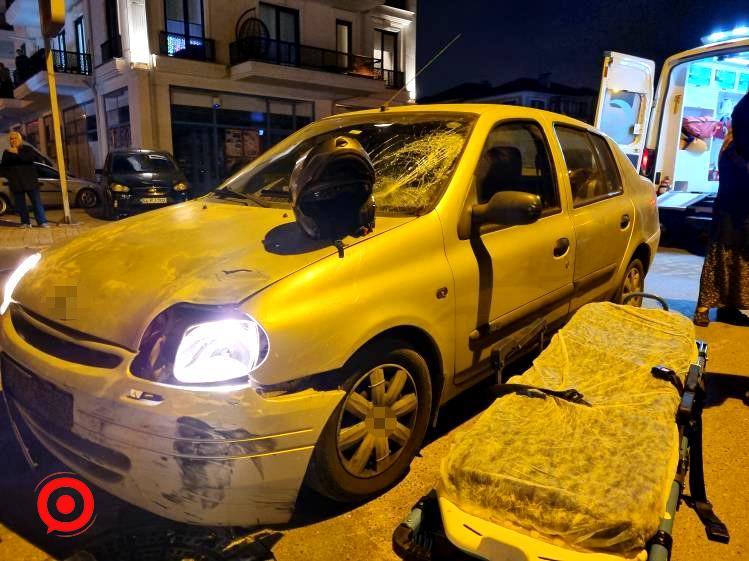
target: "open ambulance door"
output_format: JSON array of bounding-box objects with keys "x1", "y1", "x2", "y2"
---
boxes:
[{"x1": 594, "y1": 51, "x2": 655, "y2": 172}]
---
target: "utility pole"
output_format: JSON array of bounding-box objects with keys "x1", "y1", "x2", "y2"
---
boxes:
[{"x1": 39, "y1": 0, "x2": 72, "y2": 224}]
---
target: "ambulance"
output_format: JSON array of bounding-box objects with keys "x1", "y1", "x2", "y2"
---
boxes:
[{"x1": 594, "y1": 29, "x2": 749, "y2": 243}]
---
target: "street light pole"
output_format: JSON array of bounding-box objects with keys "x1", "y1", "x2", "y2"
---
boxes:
[{"x1": 44, "y1": 38, "x2": 72, "y2": 224}]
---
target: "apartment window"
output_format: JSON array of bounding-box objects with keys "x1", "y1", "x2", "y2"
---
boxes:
[
  {"x1": 104, "y1": 88, "x2": 131, "y2": 150},
  {"x1": 164, "y1": 0, "x2": 205, "y2": 56},
  {"x1": 374, "y1": 29, "x2": 399, "y2": 86},
  {"x1": 336, "y1": 20, "x2": 352, "y2": 68},
  {"x1": 258, "y1": 3, "x2": 300, "y2": 65},
  {"x1": 55, "y1": 29, "x2": 66, "y2": 52},
  {"x1": 75, "y1": 17, "x2": 86, "y2": 53}
]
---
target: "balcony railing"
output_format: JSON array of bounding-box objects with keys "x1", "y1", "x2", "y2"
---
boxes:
[
  {"x1": 13, "y1": 49, "x2": 92, "y2": 88},
  {"x1": 378, "y1": 68, "x2": 405, "y2": 89},
  {"x1": 160, "y1": 31, "x2": 215, "y2": 62},
  {"x1": 229, "y1": 36, "x2": 389, "y2": 82},
  {"x1": 101, "y1": 35, "x2": 123, "y2": 62}
]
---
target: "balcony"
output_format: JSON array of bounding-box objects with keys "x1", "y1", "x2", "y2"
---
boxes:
[
  {"x1": 101, "y1": 35, "x2": 123, "y2": 62},
  {"x1": 230, "y1": 36, "x2": 380, "y2": 77},
  {"x1": 159, "y1": 31, "x2": 215, "y2": 62},
  {"x1": 379, "y1": 68, "x2": 405, "y2": 89},
  {"x1": 12, "y1": 49, "x2": 93, "y2": 102}
]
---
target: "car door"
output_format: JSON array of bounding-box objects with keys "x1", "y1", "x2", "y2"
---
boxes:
[
  {"x1": 594, "y1": 51, "x2": 656, "y2": 170},
  {"x1": 34, "y1": 163, "x2": 62, "y2": 207},
  {"x1": 553, "y1": 125, "x2": 634, "y2": 310},
  {"x1": 446, "y1": 119, "x2": 575, "y2": 384}
]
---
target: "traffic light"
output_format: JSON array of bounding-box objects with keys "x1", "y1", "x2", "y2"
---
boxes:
[{"x1": 39, "y1": 0, "x2": 65, "y2": 38}]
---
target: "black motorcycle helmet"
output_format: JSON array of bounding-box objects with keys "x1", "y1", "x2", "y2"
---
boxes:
[{"x1": 290, "y1": 136, "x2": 376, "y2": 240}]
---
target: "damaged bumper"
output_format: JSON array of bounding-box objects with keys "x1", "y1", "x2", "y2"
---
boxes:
[{"x1": 0, "y1": 309, "x2": 345, "y2": 526}]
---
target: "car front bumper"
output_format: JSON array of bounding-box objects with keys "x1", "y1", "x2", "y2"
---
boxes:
[{"x1": 0, "y1": 307, "x2": 345, "y2": 526}]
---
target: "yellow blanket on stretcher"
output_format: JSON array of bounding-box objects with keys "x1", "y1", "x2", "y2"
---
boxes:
[{"x1": 440, "y1": 302, "x2": 696, "y2": 555}]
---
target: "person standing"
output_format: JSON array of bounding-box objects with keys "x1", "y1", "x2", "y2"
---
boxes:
[
  {"x1": 0, "y1": 63, "x2": 13, "y2": 98},
  {"x1": 1, "y1": 131, "x2": 50, "y2": 228},
  {"x1": 694, "y1": 94, "x2": 749, "y2": 326}
]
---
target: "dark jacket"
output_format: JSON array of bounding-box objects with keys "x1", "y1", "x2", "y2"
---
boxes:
[
  {"x1": 712, "y1": 93, "x2": 749, "y2": 251},
  {"x1": 1, "y1": 145, "x2": 40, "y2": 193}
]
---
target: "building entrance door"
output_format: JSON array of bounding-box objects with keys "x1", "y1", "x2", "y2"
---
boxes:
[{"x1": 173, "y1": 124, "x2": 217, "y2": 195}]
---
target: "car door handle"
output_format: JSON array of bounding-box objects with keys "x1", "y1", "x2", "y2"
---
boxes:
[
  {"x1": 553, "y1": 237, "x2": 570, "y2": 257},
  {"x1": 620, "y1": 214, "x2": 631, "y2": 229}
]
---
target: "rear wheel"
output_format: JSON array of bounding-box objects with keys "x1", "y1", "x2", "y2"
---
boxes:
[
  {"x1": 0, "y1": 194, "x2": 10, "y2": 216},
  {"x1": 616, "y1": 258, "x2": 645, "y2": 306},
  {"x1": 307, "y1": 339, "x2": 432, "y2": 502}
]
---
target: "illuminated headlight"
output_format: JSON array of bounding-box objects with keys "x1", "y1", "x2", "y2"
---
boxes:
[
  {"x1": 173, "y1": 181, "x2": 188, "y2": 192},
  {"x1": 1, "y1": 253, "x2": 41, "y2": 315},
  {"x1": 111, "y1": 183, "x2": 129, "y2": 192},
  {"x1": 173, "y1": 319, "x2": 268, "y2": 384}
]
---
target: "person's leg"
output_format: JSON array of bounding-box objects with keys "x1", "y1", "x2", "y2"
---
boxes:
[
  {"x1": 29, "y1": 189, "x2": 48, "y2": 226},
  {"x1": 12, "y1": 191, "x2": 30, "y2": 225}
]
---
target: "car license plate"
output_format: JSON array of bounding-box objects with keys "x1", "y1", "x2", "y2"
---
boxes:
[
  {"x1": 141, "y1": 197, "x2": 168, "y2": 204},
  {"x1": 1, "y1": 354, "x2": 73, "y2": 428}
]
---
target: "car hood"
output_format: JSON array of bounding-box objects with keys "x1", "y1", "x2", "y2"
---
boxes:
[{"x1": 15, "y1": 200, "x2": 413, "y2": 351}]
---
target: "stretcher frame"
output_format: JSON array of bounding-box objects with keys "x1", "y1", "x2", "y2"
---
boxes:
[{"x1": 393, "y1": 298, "x2": 728, "y2": 561}]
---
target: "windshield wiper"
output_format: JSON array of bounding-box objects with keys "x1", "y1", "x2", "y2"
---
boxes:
[
  {"x1": 260, "y1": 188, "x2": 291, "y2": 200},
  {"x1": 212, "y1": 189, "x2": 269, "y2": 207}
]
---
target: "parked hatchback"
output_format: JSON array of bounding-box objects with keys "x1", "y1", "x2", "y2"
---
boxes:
[
  {"x1": 0, "y1": 105, "x2": 658, "y2": 527},
  {"x1": 100, "y1": 149, "x2": 189, "y2": 218}
]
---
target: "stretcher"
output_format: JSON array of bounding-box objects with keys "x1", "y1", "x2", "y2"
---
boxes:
[{"x1": 393, "y1": 297, "x2": 729, "y2": 561}]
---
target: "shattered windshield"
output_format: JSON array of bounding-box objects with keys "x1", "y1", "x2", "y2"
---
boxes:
[{"x1": 214, "y1": 112, "x2": 476, "y2": 215}]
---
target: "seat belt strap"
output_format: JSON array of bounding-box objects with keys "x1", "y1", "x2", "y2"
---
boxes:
[{"x1": 491, "y1": 383, "x2": 592, "y2": 407}]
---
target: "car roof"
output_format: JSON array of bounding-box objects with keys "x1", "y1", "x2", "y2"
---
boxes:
[{"x1": 326, "y1": 103, "x2": 593, "y2": 129}]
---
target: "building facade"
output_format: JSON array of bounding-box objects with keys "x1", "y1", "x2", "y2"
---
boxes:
[{"x1": 0, "y1": 0, "x2": 416, "y2": 192}]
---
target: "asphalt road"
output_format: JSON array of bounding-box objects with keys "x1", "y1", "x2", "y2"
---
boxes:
[{"x1": 0, "y1": 247, "x2": 747, "y2": 561}]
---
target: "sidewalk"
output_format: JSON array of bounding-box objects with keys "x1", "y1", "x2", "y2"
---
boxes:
[{"x1": 0, "y1": 208, "x2": 107, "y2": 250}]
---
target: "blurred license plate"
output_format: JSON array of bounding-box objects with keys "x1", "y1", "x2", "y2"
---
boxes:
[
  {"x1": 1, "y1": 354, "x2": 73, "y2": 428},
  {"x1": 141, "y1": 197, "x2": 168, "y2": 204}
]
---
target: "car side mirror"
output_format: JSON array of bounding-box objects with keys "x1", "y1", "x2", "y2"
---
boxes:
[{"x1": 471, "y1": 191, "x2": 542, "y2": 228}]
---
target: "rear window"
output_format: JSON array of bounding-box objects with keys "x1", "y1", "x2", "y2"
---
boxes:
[
  {"x1": 555, "y1": 126, "x2": 623, "y2": 207},
  {"x1": 112, "y1": 153, "x2": 178, "y2": 174}
]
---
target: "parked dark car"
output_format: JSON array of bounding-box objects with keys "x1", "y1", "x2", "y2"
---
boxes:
[{"x1": 100, "y1": 149, "x2": 189, "y2": 218}]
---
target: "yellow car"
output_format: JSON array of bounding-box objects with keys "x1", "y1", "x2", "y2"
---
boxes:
[{"x1": 0, "y1": 105, "x2": 659, "y2": 526}]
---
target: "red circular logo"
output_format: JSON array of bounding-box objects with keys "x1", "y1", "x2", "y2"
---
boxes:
[{"x1": 35, "y1": 472, "x2": 96, "y2": 537}]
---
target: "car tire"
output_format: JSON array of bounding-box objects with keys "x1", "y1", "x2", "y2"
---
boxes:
[
  {"x1": 306, "y1": 339, "x2": 432, "y2": 502},
  {"x1": 616, "y1": 257, "x2": 645, "y2": 306},
  {"x1": 75, "y1": 188, "x2": 99, "y2": 209},
  {"x1": 0, "y1": 194, "x2": 11, "y2": 216}
]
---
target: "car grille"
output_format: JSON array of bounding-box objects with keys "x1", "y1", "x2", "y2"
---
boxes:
[
  {"x1": 2, "y1": 353, "x2": 74, "y2": 428},
  {"x1": 10, "y1": 306, "x2": 122, "y2": 368}
]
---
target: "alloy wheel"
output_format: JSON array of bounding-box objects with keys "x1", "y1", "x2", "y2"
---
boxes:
[
  {"x1": 336, "y1": 363, "x2": 419, "y2": 478},
  {"x1": 622, "y1": 265, "x2": 643, "y2": 306},
  {"x1": 77, "y1": 189, "x2": 99, "y2": 208}
]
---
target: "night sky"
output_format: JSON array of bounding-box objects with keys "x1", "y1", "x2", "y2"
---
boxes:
[{"x1": 416, "y1": 0, "x2": 749, "y2": 99}]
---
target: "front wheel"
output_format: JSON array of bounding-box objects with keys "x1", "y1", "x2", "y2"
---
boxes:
[
  {"x1": 75, "y1": 188, "x2": 100, "y2": 209},
  {"x1": 616, "y1": 258, "x2": 645, "y2": 306},
  {"x1": 306, "y1": 339, "x2": 432, "y2": 502}
]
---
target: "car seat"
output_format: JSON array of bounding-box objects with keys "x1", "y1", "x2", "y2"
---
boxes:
[
  {"x1": 479, "y1": 146, "x2": 522, "y2": 202},
  {"x1": 564, "y1": 148, "x2": 604, "y2": 202}
]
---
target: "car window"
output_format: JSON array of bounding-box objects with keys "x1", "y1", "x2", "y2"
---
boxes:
[
  {"x1": 476, "y1": 121, "x2": 559, "y2": 210},
  {"x1": 555, "y1": 126, "x2": 622, "y2": 207},
  {"x1": 34, "y1": 163, "x2": 59, "y2": 179},
  {"x1": 588, "y1": 133, "x2": 622, "y2": 195}
]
